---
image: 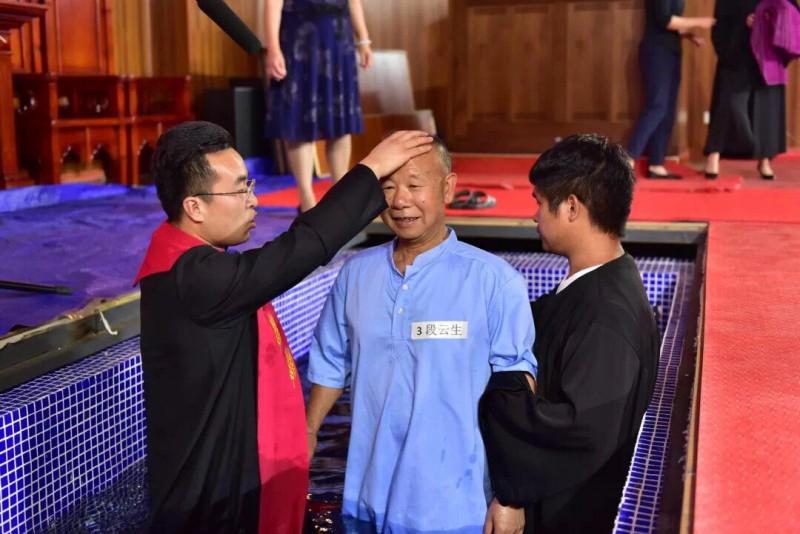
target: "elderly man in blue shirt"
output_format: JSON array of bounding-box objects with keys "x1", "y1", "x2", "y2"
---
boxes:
[{"x1": 306, "y1": 137, "x2": 537, "y2": 534}]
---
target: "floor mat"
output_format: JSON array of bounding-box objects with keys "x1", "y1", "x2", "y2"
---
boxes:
[{"x1": 695, "y1": 222, "x2": 800, "y2": 532}]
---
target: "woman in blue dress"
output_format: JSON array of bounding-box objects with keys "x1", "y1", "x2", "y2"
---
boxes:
[{"x1": 265, "y1": 0, "x2": 372, "y2": 211}]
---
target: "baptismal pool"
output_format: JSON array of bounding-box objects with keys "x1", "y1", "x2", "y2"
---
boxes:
[{"x1": 0, "y1": 252, "x2": 694, "y2": 533}]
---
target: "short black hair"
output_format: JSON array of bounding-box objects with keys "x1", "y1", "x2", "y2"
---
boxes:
[
  {"x1": 152, "y1": 121, "x2": 234, "y2": 221},
  {"x1": 529, "y1": 134, "x2": 634, "y2": 237}
]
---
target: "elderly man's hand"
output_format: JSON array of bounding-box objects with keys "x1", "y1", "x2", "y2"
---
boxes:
[
  {"x1": 360, "y1": 131, "x2": 433, "y2": 179},
  {"x1": 483, "y1": 498, "x2": 525, "y2": 534}
]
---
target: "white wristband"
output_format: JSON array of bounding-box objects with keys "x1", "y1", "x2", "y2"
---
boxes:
[{"x1": 355, "y1": 39, "x2": 372, "y2": 47}]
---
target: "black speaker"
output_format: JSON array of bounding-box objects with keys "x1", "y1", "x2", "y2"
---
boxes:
[{"x1": 200, "y1": 85, "x2": 268, "y2": 159}]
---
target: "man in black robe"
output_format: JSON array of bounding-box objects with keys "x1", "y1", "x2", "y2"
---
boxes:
[
  {"x1": 133, "y1": 121, "x2": 432, "y2": 533},
  {"x1": 479, "y1": 134, "x2": 660, "y2": 534}
]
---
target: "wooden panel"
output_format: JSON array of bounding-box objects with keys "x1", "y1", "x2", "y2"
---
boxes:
[
  {"x1": 362, "y1": 0, "x2": 450, "y2": 135},
  {"x1": 185, "y1": 0, "x2": 258, "y2": 78},
  {"x1": 467, "y1": 7, "x2": 510, "y2": 121},
  {"x1": 610, "y1": 1, "x2": 643, "y2": 122},
  {"x1": 150, "y1": 0, "x2": 189, "y2": 76},
  {"x1": 150, "y1": 0, "x2": 258, "y2": 105},
  {"x1": 680, "y1": 0, "x2": 714, "y2": 159},
  {"x1": 510, "y1": 4, "x2": 553, "y2": 123},
  {"x1": 450, "y1": 0, "x2": 645, "y2": 153},
  {"x1": 53, "y1": 0, "x2": 114, "y2": 74},
  {"x1": 786, "y1": 60, "x2": 799, "y2": 149},
  {"x1": 112, "y1": 0, "x2": 151, "y2": 76},
  {"x1": 566, "y1": 2, "x2": 614, "y2": 122}
]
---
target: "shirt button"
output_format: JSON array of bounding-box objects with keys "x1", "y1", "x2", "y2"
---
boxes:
[
  {"x1": 398, "y1": 308, "x2": 404, "y2": 314},
  {"x1": 402, "y1": 284, "x2": 409, "y2": 290}
]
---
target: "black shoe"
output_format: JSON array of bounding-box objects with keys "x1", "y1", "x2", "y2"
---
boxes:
[
  {"x1": 758, "y1": 163, "x2": 775, "y2": 180},
  {"x1": 647, "y1": 170, "x2": 682, "y2": 180},
  {"x1": 704, "y1": 171, "x2": 719, "y2": 180}
]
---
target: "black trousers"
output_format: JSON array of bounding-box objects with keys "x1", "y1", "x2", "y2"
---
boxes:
[
  {"x1": 627, "y1": 41, "x2": 682, "y2": 165},
  {"x1": 704, "y1": 64, "x2": 786, "y2": 160}
]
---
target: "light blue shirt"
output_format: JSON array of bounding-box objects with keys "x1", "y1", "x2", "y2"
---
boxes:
[{"x1": 309, "y1": 230, "x2": 537, "y2": 534}]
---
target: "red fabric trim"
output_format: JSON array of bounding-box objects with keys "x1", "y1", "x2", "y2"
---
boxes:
[
  {"x1": 256, "y1": 304, "x2": 309, "y2": 533},
  {"x1": 132, "y1": 222, "x2": 207, "y2": 285}
]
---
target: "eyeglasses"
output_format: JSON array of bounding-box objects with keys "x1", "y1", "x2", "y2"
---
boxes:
[{"x1": 195, "y1": 178, "x2": 255, "y2": 198}]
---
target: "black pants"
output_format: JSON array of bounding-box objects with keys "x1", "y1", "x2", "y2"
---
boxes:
[
  {"x1": 704, "y1": 64, "x2": 786, "y2": 160},
  {"x1": 627, "y1": 41, "x2": 682, "y2": 166}
]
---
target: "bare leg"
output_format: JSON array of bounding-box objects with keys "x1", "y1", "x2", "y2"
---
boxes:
[
  {"x1": 325, "y1": 135, "x2": 352, "y2": 182},
  {"x1": 286, "y1": 141, "x2": 316, "y2": 212},
  {"x1": 705, "y1": 152, "x2": 720, "y2": 175}
]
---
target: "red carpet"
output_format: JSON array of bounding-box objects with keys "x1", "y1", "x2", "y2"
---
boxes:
[
  {"x1": 257, "y1": 159, "x2": 799, "y2": 223},
  {"x1": 694, "y1": 222, "x2": 800, "y2": 533}
]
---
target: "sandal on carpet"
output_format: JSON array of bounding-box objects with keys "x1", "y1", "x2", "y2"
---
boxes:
[{"x1": 448, "y1": 189, "x2": 497, "y2": 209}]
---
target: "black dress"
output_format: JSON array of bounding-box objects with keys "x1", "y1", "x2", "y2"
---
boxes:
[
  {"x1": 479, "y1": 254, "x2": 660, "y2": 534},
  {"x1": 704, "y1": 0, "x2": 791, "y2": 159}
]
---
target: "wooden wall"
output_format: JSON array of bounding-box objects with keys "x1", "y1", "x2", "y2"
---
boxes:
[
  {"x1": 361, "y1": 0, "x2": 799, "y2": 158},
  {"x1": 361, "y1": 0, "x2": 451, "y2": 137},
  {"x1": 37, "y1": 0, "x2": 800, "y2": 157},
  {"x1": 112, "y1": 0, "x2": 259, "y2": 101},
  {"x1": 149, "y1": 0, "x2": 259, "y2": 92},
  {"x1": 448, "y1": 0, "x2": 646, "y2": 153},
  {"x1": 112, "y1": 0, "x2": 152, "y2": 76},
  {"x1": 52, "y1": 0, "x2": 114, "y2": 74}
]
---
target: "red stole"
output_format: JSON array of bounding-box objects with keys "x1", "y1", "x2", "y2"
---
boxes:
[
  {"x1": 134, "y1": 222, "x2": 309, "y2": 533},
  {"x1": 256, "y1": 304, "x2": 309, "y2": 534}
]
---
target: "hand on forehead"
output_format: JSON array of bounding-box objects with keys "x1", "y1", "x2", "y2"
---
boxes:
[{"x1": 391, "y1": 149, "x2": 446, "y2": 181}]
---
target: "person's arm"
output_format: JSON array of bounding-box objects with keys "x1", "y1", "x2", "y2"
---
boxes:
[
  {"x1": 479, "y1": 323, "x2": 643, "y2": 506},
  {"x1": 482, "y1": 273, "x2": 536, "y2": 532},
  {"x1": 177, "y1": 132, "x2": 433, "y2": 326},
  {"x1": 486, "y1": 273, "x2": 538, "y2": 382},
  {"x1": 264, "y1": 0, "x2": 286, "y2": 80},
  {"x1": 348, "y1": 0, "x2": 372, "y2": 68},
  {"x1": 666, "y1": 15, "x2": 716, "y2": 34},
  {"x1": 306, "y1": 385, "x2": 344, "y2": 460},
  {"x1": 647, "y1": 0, "x2": 716, "y2": 33},
  {"x1": 306, "y1": 271, "x2": 350, "y2": 460}
]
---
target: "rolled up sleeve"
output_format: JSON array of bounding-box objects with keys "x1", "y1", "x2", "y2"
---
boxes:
[
  {"x1": 487, "y1": 273, "x2": 538, "y2": 376},
  {"x1": 308, "y1": 269, "x2": 352, "y2": 388}
]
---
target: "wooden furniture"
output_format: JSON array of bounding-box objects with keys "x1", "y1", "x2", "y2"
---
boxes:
[
  {"x1": 13, "y1": 73, "x2": 127, "y2": 184},
  {"x1": 0, "y1": 1, "x2": 47, "y2": 188},
  {"x1": 124, "y1": 76, "x2": 192, "y2": 185},
  {"x1": 448, "y1": 0, "x2": 645, "y2": 153}
]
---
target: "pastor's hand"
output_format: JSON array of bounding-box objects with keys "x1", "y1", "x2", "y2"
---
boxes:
[
  {"x1": 483, "y1": 498, "x2": 525, "y2": 534},
  {"x1": 360, "y1": 130, "x2": 433, "y2": 179}
]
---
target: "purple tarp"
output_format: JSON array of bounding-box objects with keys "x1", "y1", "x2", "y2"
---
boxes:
[{"x1": 1, "y1": 172, "x2": 299, "y2": 334}]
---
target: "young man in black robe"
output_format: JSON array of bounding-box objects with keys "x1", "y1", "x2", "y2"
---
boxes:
[
  {"x1": 479, "y1": 134, "x2": 660, "y2": 534},
  {"x1": 133, "y1": 121, "x2": 432, "y2": 533}
]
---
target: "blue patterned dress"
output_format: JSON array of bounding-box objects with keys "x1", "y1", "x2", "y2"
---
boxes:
[{"x1": 265, "y1": 0, "x2": 363, "y2": 142}]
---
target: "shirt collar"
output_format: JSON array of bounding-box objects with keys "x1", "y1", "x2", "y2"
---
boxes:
[{"x1": 387, "y1": 227, "x2": 457, "y2": 277}]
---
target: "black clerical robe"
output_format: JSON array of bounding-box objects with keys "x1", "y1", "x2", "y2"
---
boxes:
[
  {"x1": 135, "y1": 165, "x2": 387, "y2": 533},
  {"x1": 479, "y1": 254, "x2": 659, "y2": 534}
]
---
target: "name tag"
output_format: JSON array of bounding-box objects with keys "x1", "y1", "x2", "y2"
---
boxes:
[{"x1": 411, "y1": 321, "x2": 468, "y2": 340}]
